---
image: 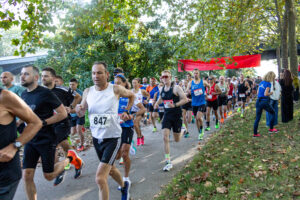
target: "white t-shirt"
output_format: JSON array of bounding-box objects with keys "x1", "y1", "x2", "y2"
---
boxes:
[{"x1": 270, "y1": 81, "x2": 281, "y2": 100}]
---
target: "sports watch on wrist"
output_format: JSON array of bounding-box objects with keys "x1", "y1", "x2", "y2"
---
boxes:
[{"x1": 13, "y1": 141, "x2": 22, "y2": 150}]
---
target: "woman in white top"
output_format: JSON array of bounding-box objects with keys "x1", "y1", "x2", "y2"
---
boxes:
[{"x1": 266, "y1": 77, "x2": 281, "y2": 128}]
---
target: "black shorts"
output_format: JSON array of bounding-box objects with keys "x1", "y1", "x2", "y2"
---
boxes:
[
  {"x1": 218, "y1": 96, "x2": 228, "y2": 106},
  {"x1": 206, "y1": 100, "x2": 218, "y2": 110},
  {"x1": 238, "y1": 94, "x2": 247, "y2": 102},
  {"x1": 159, "y1": 112, "x2": 164, "y2": 120},
  {"x1": 148, "y1": 104, "x2": 158, "y2": 112},
  {"x1": 162, "y1": 112, "x2": 182, "y2": 133},
  {"x1": 0, "y1": 179, "x2": 20, "y2": 200},
  {"x1": 54, "y1": 121, "x2": 71, "y2": 144},
  {"x1": 192, "y1": 105, "x2": 206, "y2": 116},
  {"x1": 70, "y1": 116, "x2": 85, "y2": 127},
  {"x1": 93, "y1": 137, "x2": 121, "y2": 165},
  {"x1": 181, "y1": 101, "x2": 192, "y2": 111},
  {"x1": 121, "y1": 127, "x2": 134, "y2": 145},
  {"x1": 23, "y1": 142, "x2": 56, "y2": 173}
]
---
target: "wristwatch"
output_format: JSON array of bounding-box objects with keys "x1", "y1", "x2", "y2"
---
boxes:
[
  {"x1": 42, "y1": 119, "x2": 48, "y2": 127},
  {"x1": 13, "y1": 141, "x2": 22, "y2": 150}
]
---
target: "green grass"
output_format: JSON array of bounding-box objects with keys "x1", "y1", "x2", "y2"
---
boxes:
[{"x1": 156, "y1": 102, "x2": 300, "y2": 200}]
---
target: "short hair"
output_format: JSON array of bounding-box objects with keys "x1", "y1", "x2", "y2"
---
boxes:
[
  {"x1": 23, "y1": 65, "x2": 39, "y2": 75},
  {"x1": 42, "y1": 67, "x2": 56, "y2": 77},
  {"x1": 161, "y1": 70, "x2": 171, "y2": 75},
  {"x1": 193, "y1": 68, "x2": 199, "y2": 71},
  {"x1": 56, "y1": 75, "x2": 63, "y2": 80},
  {"x1": 93, "y1": 61, "x2": 108, "y2": 71},
  {"x1": 133, "y1": 78, "x2": 140, "y2": 83},
  {"x1": 113, "y1": 67, "x2": 124, "y2": 74},
  {"x1": 69, "y1": 78, "x2": 78, "y2": 83}
]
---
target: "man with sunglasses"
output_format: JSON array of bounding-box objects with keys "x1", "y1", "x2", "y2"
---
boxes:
[
  {"x1": 205, "y1": 76, "x2": 221, "y2": 131},
  {"x1": 154, "y1": 70, "x2": 188, "y2": 171},
  {"x1": 146, "y1": 78, "x2": 159, "y2": 132}
]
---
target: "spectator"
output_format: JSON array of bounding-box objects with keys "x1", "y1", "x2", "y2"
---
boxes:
[
  {"x1": 266, "y1": 72, "x2": 281, "y2": 128},
  {"x1": 292, "y1": 75, "x2": 299, "y2": 103},
  {"x1": 280, "y1": 69, "x2": 294, "y2": 123}
]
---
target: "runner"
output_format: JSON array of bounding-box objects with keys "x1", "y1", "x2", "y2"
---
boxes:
[
  {"x1": 55, "y1": 75, "x2": 64, "y2": 86},
  {"x1": 20, "y1": 65, "x2": 82, "y2": 200},
  {"x1": 1, "y1": 71, "x2": 24, "y2": 96},
  {"x1": 0, "y1": 88, "x2": 41, "y2": 200},
  {"x1": 69, "y1": 78, "x2": 86, "y2": 152},
  {"x1": 181, "y1": 79, "x2": 192, "y2": 138},
  {"x1": 188, "y1": 68, "x2": 209, "y2": 140},
  {"x1": 141, "y1": 77, "x2": 149, "y2": 124},
  {"x1": 217, "y1": 76, "x2": 228, "y2": 123},
  {"x1": 41, "y1": 67, "x2": 83, "y2": 186},
  {"x1": 114, "y1": 74, "x2": 135, "y2": 191},
  {"x1": 131, "y1": 78, "x2": 148, "y2": 146},
  {"x1": 156, "y1": 81, "x2": 165, "y2": 122},
  {"x1": 146, "y1": 78, "x2": 159, "y2": 132},
  {"x1": 75, "y1": 61, "x2": 132, "y2": 200},
  {"x1": 154, "y1": 70, "x2": 188, "y2": 171},
  {"x1": 205, "y1": 76, "x2": 221, "y2": 131},
  {"x1": 246, "y1": 76, "x2": 254, "y2": 103},
  {"x1": 237, "y1": 74, "x2": 250, "y2": 117},
  {"x1": 226, "y1": 78, "x2": 234, "y2": 116}
]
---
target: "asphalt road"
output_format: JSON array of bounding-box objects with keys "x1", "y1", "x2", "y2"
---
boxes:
[{"x1": 14, "y1": 117, "x2": 220, "y2": 200}]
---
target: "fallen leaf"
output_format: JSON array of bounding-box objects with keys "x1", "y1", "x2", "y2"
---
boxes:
[
  {"x1": 293, "y1": 191, "x2": 300, "y2": 196},
  {"x1": 216, "y1": 187, "x2": 228, "y2": 194},
  {"x1": 256, "y1": 192, "x2": 261, "y2": 197},
  {"x1": 238, "y1": 178, "x2": 244, "y2": 184},
  {"x1": 204, "y1": 181, "x2": 212, "y2": 187}
]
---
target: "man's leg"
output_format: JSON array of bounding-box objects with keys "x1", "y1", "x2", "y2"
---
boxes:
[
  {"x1": 121, "y1": 144, "x2": 131, "y2": 178},
  {"x1": 44, "y1": 158, "x2": 70, "y2": 181},
  {"x1": 109, "y1": 165, "x2": 124, "y2": 187},
  {"x1": 95, "y1": 162, "x2": 113, "y2": 200},
  {"x1": 163, "y1": 128, "x2": 171, "y2": 162},
  {"x1": 23, "y1": 169, "x2": 37, "y2": 200}
]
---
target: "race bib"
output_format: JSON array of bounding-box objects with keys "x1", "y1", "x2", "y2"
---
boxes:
[
  {"x1": 90, "y1": 114, "x2": 110, "y2": 128},
  {"x1": 149, "y1": 99, "x2": 154, "y2": 104},
  {"x1": 221, "y1": 88, "x2": 226, "y2": 92},
  {"x1": 239, "y1": 94, "x2": 245, "y2": 98},
  {"x1": 159, "y1": 106, "x2": 164, "y2": 112},
  {"x1": 163, "y1": 100, "x2": 174, "y2": 108},
  {"x1": 194, "y1": 88, "x2": 203, "y2": 96},
  {"x1": 228, "y1": 95, "x2": 232, "y2": 98},
  {"x1": 207, "y1": 95, "x2": 212, "y2": 99}
]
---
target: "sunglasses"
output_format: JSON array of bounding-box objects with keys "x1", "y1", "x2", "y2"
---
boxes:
[{"x1": 161, "y1": 75, "x2": 169, "y2": 79}]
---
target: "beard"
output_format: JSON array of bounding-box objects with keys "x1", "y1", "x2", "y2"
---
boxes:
[{"x1": 21, "y1": 80, "x2": 34, "y2": 87}]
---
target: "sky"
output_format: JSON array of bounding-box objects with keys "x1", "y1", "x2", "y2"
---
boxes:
[{"x1": 256, "y1": 60, "x2": 279, "y2": 77}]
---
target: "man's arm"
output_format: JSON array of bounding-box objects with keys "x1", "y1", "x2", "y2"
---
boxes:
[
  {"x1": 0, "y1": 90, "x2": 42, "y2": 162},
  {"x1": 114, "y1": 85, "x2": 135, "y2": 111},
  {"x1": 70, "y1": 93, "x2": 82, "y2": 109},
  {"x1": 212, "y1": 84, "x2": 222, "y2": 95},
  {"x1": 174, "y1": 85, "x2": 188, "y2": 107},
  {"x1": 75, "y1": 88, "x2": 89, "y2": 117},
  {"x1": 45, "y1": 104, "x2": 67, "y2": 125},
  {"x1": 187, "y1": 81, "x2": 192, "y2": 95}
]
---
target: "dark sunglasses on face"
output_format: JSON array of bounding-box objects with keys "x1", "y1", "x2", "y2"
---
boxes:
[{"x1": 161, "y1": 75, "x2": 169, "y2": 79}]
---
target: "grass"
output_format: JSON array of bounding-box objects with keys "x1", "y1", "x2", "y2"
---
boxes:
[{"x1": 155, "y1": 102, "x2": 300, "y2": 200}]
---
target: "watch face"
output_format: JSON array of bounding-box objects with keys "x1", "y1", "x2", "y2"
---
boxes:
[{"x1": 15, "y1": 142, "x2": 22, "y2": 148}]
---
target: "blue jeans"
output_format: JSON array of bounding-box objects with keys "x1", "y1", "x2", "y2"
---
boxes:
[
  {"x1": 266, "y1": 99, "x2": 278, "y2": 127},
  {"x1": 253, "y1": 99, "x2": 275, "y2": 134}
]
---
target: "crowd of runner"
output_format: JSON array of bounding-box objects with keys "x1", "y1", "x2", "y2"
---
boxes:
[{"x1": 0, "y1": 62, "x2": 270, "y2": 200}]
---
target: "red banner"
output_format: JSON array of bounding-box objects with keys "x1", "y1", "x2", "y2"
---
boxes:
[{"x1": 178, "y1": 54, "x2": 261, "y2": 72}]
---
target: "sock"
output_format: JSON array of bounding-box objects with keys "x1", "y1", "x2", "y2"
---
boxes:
[
  {"x1": 123, "y1": 177, "x2": 130, "y2": 182},
  {"x1": 165, "y1": 154, "x2": 170, "y2": 163},
  {"x1": 200, "y1": 126, "x2": 203, "y2": 130},
  {"x1": 216, "y1": 119, "x2": 218, "y2": 124},
  {"x1": 206, "y1": 121, "x2": 210, "y2": 127}
]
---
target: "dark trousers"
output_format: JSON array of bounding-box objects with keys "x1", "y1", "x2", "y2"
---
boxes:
[
  {"x1": 0, "y1": 180, "x2": 20, "y2": 200},
  {"x1": 254, "y1": 99, "x2": 275, "y2": 134}
]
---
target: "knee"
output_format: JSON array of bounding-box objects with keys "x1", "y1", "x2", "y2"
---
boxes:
[
  {"x1": 95, "y1": 175, "x2": 107, "y2": 186},
  {"x1": 174, "y1": 137, "x2": 180, "y2": 142},
  {"x1": 23, "y1": 170, "x2": 34, "y2": 182},
  {"x1": 163, "y1": 134, "x2": 169, "y2": 143},
  {"x1": 43, "y1": 173, "x2": 54, "y2": 181}
]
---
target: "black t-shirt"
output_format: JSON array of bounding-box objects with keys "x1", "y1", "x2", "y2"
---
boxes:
[
  {"x1": 0, "y1": 88, "x2": 22, "y2": 186},
  {"x1": 21, "y1": 86, "x2": 62, "y2": 144}
]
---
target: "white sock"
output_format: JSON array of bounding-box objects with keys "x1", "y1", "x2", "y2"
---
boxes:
[{"x1": 123, "y1": 177, "x2": 130, "y2": 182}]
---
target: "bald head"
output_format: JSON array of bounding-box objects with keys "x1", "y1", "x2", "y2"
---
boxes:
[{"x1": 1, "y1": 71, "x2": 14, "y2": 87}]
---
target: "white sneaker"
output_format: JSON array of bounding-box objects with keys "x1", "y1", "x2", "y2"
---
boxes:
[{"x1": 163, "y1": 163, "x2": 173, "y2": 172}]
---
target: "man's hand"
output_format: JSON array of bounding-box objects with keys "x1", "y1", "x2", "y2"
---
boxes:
[
  {"x1": 0, "y1": 144, "x2": 17, "y2": 162},
  {"x1": 75, "y1": 104, "x2": 86, "y2": 117},
  {"x1": 65, "y1": 106, "x2": 71, "y2": 114},
  {"x1": 121, "y1": 112, "x2": 131, "y2": 121}
]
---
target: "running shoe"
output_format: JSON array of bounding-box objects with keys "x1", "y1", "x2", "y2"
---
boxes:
[
  {"x1": 268, "y1": 128, "x2": 279, "y2": 133},
  {"x1": 54, "y1": 170, "x2": 65, "y2": 186},
  {"x1": 77, "y1": 145, "x2": 84, "y2": 152},
  {"x1": 67, "y1": 150, "x2": 83, "y2": 170},
  {"x1": 152, "y1": 127, "x2": 157, "y2": 132},
  {"x1": 157, "y1": 118, "x2": 161, "y2": 123},
  {"x1": 74, "y1": 161, "x2": 84, "y2": 179},
  {"x1": 121, "y1": 181, "x2": 130, "y2": 200},
  {"x1": 184, "y1": 132, "x2": 189, "y2": 138},
  {"x1": 220, "y1": 118, "x2": 224, "y2": 124},
  {"x1": 198, "y1": 132, "x2": 204, "y2": 140},
  {"x1": 119, "y1": 157, "x2": 124, "y2": 165},
  {"x1": 253, "y1": 133, "x2": 261, "y2": 137},
  {"x1": 141, "y1": 136, "x2": 144, "y2": 145},
  {"x1": 240, "y1": 113, "x2": 244, "y2": 118},
  {"x1": 237, "y1": 107, "x2": 241, "y2": 113},
  {"x1": 224, "y1": 112, "x2": 227, "y2": 119},
  {"x1": 228, "y1": 111, "x2": 232, "y2": 116},
  {"x1": 163, "y1": 163, "x2": 173, "y2": 172},
  {"x1": 191, "y1": 117, "x2": 195, "y2": 124},
  {"x1": 64, "y1": 163, "x2": 71, "y2": 170},
  {"x1": 136, "y1": 138, "x2": 141, "y2": 146},
  {"x1": 205, "y1": 127, "x2": 211, "y2": 131},
  {"x1": 215, "y1": 123, "x2": 220, "y2": 129}
]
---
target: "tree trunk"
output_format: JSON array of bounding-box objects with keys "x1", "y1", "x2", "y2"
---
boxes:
[
  {"x1": 282, "y1": 2, "x2": 289, "y2": 69},
  {"x1": 286, "y1": 0, "x2": 298, "y2": 77},
  {"x1": 276, "y1": 47, "x2": 282, "y2": 75}
]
